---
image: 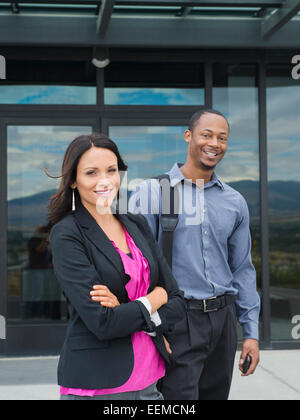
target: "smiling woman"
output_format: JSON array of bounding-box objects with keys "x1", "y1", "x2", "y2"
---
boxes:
[
  {"x1": 47, "y1": 133, "x2": 128, "y2": 227},
  {"x1": 71, "y1": 148, "x2": 120, "y2": 217},
  {"x1": 47, "y1": 132, "x2": 185, "y2": 399}
]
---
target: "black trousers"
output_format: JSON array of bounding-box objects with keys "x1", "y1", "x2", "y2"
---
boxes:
[{"x1": 160, "y1": 303, "x2": 237, "y2": 400}]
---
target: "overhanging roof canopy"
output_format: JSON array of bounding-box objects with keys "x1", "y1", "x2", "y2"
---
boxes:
[{"x1": 0, "y1": 0, "x2": 299, "y2": 48}]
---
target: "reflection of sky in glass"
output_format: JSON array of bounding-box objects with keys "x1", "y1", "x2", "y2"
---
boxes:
[
  {"x1": 0, "y1": 86, "x2": 96, "y2": 104},
  {"x1": 109, "y1": 126, "x2": 187, "y2": 190},
  {"x1": 213, "y1": 86, "x2": 259, "y2": 182},
  {"x1": 105, "y1": 88, "x2": 204, "y2": 105},
  {"x1": 267, "y1": 85, "x2": 300, "y2": 182},
  {"x1": 7, "y1": 126, "x2": 92, "y2": 200}
]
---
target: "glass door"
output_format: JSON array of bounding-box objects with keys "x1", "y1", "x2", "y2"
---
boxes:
[
  {"x1": 4, "y1": 121, "x2": 95, "y2": 355},
  {"x1": 7, "y1": 124, "x2": 93, "y2": 325}
]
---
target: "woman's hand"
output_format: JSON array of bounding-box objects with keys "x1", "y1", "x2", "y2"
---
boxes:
[
  {"x1": 146, "y1": 286, "x2": 168, "y2": 314},
  {"x1": 90, "y1": 285, "x2": 120, "y2": 308},
  {"x1": 90, "y1": 284, "x2": 167, "y2": 312}
]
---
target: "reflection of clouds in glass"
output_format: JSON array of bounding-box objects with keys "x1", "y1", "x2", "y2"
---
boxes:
[
  {"x1": 7, "y1": 126, "x2": 92, "y2": 200},
  {"x1": 8, "y1": 174, "x2": 61, "y2": 202},
  {"x1": 267, "y1": 85, "x2": 300, "y2": 181},
  {"x1": 215, "y1": 81, "x2": 300, "y2": 182},
  {"x1": 111, "y1": 126, "x2": 185, "y2": 155},
  {"x1": 110, "y1": 126, "x2": 187, "y2": 184},
  {"x1": 0, "y1": 86, "x2": 96, "y2": 105},
  {"x1": 111, "y1": 125, "x2": 185, "y2": 138},
  {"x1": 124, "y1": 148, "x2": 186, "y2": 163},
  {"x1": 105, "y1": 88, "x2": 204, "y2": 106},
  {"x1": 268, "y1": 152, "x2": 300, "y2": 182},
  {"x1": 8, "y1": 149, "x2": 59, "y2": 175},
  {"x1": 8, "y1": 125, "x2": 87, "y2": 150},
  {"x1": 214, "y1": 87, "x2": 258, "y2": 141},
  {"x1": 217, "y1": 155, "x2": 259, "y2": 183},
  {"x1": 268, "y1": 139, "x2": 300, "y2": 159},
  {"x1": 267, "y1": 85, "x2": 299, "y2": 122},
  {"x1": 7, "y1": 146, "x2": 22, "y2": 154},
  {"x1": 214, "y1": 84, "x2": 259, "y2": 183}
]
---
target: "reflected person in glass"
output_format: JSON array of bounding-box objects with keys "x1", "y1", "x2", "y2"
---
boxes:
[{"x1": 47, "y1": 133, "x2": 185, "y2": 400}]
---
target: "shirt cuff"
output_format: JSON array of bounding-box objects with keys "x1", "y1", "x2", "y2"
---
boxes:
[
  {"x1": 135, "y1": 297, "x2": 162, "y2": 336},
  {"x1": 136, "y1": 296, "x2": 152, "y2": 314},
  {"x1": 151, "y1": 310, "x2": 162, "y2": 327},
  {"x1": 242, "y1": 321, "x2": 259, "y2": 341}
]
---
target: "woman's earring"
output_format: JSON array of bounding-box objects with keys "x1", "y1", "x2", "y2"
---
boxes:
[{"x1": 72, "y1": 189, "x2": 76, "y2": 211}]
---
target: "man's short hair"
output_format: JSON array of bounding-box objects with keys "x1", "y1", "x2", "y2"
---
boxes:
[{"x1": 188, "y1": 109, "x2": 230, "y2": 132}]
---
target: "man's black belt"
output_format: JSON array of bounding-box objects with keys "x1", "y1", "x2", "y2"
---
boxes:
[{"x1": 185, "y1": 294, "x2": 237, "y2": 313}]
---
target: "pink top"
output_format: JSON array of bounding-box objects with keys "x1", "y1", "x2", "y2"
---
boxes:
[{"x1": 60, "y1": 227, "x2": 165, "y2": 396}]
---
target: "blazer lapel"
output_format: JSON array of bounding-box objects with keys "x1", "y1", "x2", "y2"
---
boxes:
[
  {"x1": 73, "y1": 203, "x2": 155, "y2": 286},
  {"x1": 73, "y1": 203, "x2": 125, "y2": 279}
]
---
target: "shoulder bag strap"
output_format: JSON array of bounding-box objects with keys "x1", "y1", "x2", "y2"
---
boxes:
[{"x1": 154, "y1": 174, "x2": 180, "y2": 268}]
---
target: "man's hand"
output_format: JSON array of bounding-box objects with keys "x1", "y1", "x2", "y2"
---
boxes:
[
  {"x1": 90, "y1": 285, "x2": 120, "y2": 308},
  {"x1": 239, "y1": 339, "x2": 260, "y2": 376},
  {"x1": 163, "y1": 336, "x2": 172, "y2": 354}
]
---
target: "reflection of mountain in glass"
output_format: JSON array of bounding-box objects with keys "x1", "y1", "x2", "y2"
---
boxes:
[
  {"x1": 7, "y1": 181, "x2": 300, "y2": 227},
  {"x1": 8, "y1": 190, "x2": 57, "y2": 227}
]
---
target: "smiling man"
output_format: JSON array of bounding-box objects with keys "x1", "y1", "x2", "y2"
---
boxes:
[{"x1": 129, "y1": 109, "x2": 261, "y2": 400}]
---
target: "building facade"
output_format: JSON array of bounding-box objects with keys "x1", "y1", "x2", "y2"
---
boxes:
[{"x1": 0, "y1": 2, "x2": 300, "y2": 355}]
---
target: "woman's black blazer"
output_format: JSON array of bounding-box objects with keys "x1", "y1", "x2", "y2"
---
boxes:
[{"x1": 50, "y1": 202, "x2": 186, "y2": 390}]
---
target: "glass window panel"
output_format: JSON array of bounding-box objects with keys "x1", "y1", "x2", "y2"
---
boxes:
[
  {"x1": 213, "y1": 63, "x2": 261, "y2": 340},
  {"x1": 1, "y1": 59, "x2": 96, "y2": 104},
  {"x1": 105, "y1": 62, "x2": 204, "y2": 105},
  {"x1": 109, "y1": 126, "x2": 186, "y2": 192},
  {"x1": 105, "y1": 87, "x2": 204, "y2": 106},
  {"x1": 7, "y1": 125, "x2": 92, "y2": 324},
  {"x1": 213, "y1": 65, "x2": 259, "y2": 184},
  {"x1": 0, "y1": 85, "x2": 96, "y2": 104},
  {"x1": 267, "y1": 65, "x2": 300, "y2": 341}
]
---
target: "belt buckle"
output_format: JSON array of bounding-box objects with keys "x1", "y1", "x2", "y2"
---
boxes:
[{"x1": 203, "y1": 296, "x2": 218, "y2": 313}]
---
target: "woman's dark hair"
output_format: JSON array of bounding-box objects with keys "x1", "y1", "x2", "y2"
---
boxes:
[
  {"x1": 188, "y1": 109, "x2": 230, "y2": 132},
  {"x1": 45, "y1": 132, "x2": 128, "y2": 227}
]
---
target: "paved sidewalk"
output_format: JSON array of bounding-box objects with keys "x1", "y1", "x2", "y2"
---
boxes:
[
  {"x1": 0, "y1": 350, "x2": 299, "y2": 400},
  {"x1": 230, "y1": 350, "x2": 300, "y2": 400}
]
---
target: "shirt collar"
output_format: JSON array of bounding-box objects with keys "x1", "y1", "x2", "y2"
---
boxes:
[
  {"x1": 168, "y1": 163, "x2": 225, "y2": 190},
  {"x1": 167, "y1": 163, "x2": 185, "y2": 187},
  {"x1": 207, "y1": 171, "x2": 225, "y2": 190}
]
